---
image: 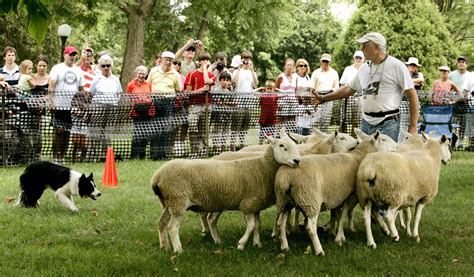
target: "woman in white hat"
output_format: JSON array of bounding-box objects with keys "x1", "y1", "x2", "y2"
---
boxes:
[
  {"x1": 405, "y1": 57, "x2": 424, "y2": 90},
  {"x1": 430, "y1": 65, "x2": 461, "y2": 105}
]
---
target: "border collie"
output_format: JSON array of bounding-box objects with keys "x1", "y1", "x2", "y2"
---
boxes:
[{"x1": 16, "y1": 161, "x2": 101, "y2": 212}]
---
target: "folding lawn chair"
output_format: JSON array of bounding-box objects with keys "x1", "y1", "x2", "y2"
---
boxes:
[{"x1": 418, "y1": 105, "x2": 460, "y2": 147}]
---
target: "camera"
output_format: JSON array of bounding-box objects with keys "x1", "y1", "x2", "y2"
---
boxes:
[
  {"x1": 216, "y1": 62, "x2": 224, "y2": 71},
  {"x1": 242, "y1": 60, "x2": 249, "y2": 65}
]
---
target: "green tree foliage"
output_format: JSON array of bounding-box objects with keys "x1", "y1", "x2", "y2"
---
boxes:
[
  {"x1": 334, "y1": 0, "x2": 458, "y2": 85},
  {"x1": 272, "y1": 1, "x2": 342, "y2": 77}
]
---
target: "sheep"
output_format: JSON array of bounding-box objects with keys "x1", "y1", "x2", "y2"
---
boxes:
[
  {"x1": 212, "y1": 130, "x2": 357, "y2": 161},
  {"x1": 151, "y1": 131, "x2": 301, "y2": 253},
  {"x1": 238, "y1": 128, "x2": 328, "y2": 153},
  {"x1": 274, "y1": 131, "x2": 397, "y2": 256},
  {"x1": 355, "y1": 133, "x2": 451, "y2": 249},
  {"x1": 207, "y1": 130, "x2": 358, "y2": 238}
]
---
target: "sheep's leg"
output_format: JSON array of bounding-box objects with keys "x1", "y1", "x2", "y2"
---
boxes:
[
  {"x1": 207, "y1": 212, "x2": 222, "y2": 244},
  {"x1": 397, "y1": 210, "x2": 406, "y2": 231},
  {"x1": 292, "y1": 209, "x2": 301, "y2": 233},
  {"x1": 386, "y1": 208, "x2": 400, "y2": 242},
  {"x1": 271, "y1": 212, "x2": 280, "y2": 238},
  {"x1": 253, "y1": 212, "x2": 263, "y2": 248},
  {"x1": 372, "y1": 209, "x2": 390, "y2": 236},
  {"x1": 306, "y1": 214, "x2": 325, "y2": 256},
  {"x1": 158, "y1": 208, "x2": 171, "y2": 251},
  {"x1": 335, "y1": 201, "x2": 354, "y2": 246},
  {"x1": 237, "y1": 213, "x2": 255, "y2": 250},
  {"x1": 321, "y1": 209, "x2": 338, "y2": 235},
  {"x1": 403, "y1": 208, "x2": 412, "y2": 237},
  {"x1": 363, "y1": 202, "x2": 377, "y2": 249},
  {"x1": 412, "y1": 203, "x2": 425, "y2": 242},
  {"x1": 279, "y1": 209, "x2": 291, "y2": 251},
  {"x1": 168, "y1": 213, "x2": 184, "y2": 253},
  {"x1": 348, "y1": 207, "x2": 355, "y2": 232},
  {"x1": 199, "y1": 212, "x2": 210, "y2": 236}
]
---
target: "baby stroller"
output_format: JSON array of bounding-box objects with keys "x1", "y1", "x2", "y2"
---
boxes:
[{"x1": 418, "y1": 105, "x2": 459, "y2": 147}]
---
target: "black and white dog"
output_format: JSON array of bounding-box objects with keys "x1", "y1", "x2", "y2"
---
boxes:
[{"x1": 16, "y1": 161, "x2": 101, "y2": 212}]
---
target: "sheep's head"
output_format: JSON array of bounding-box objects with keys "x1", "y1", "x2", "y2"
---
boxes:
[
  {"x1": 327, "y1": 130, "x2": 359, "y2": 153},
  {"x1": 371, "y1": 131, "x2": 398, "y2": 152},
  {"x1": 437, "y1": 134, "x2": 452, "y2": 165},
  {"x1": 267, "y1": 130, "x2": 301, "y2": 167}
]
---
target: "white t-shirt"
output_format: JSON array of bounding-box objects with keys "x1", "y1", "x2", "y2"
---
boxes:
[
  {"x1": 233, "y1": 68, "x2": 256, "y2": 108},
  {"x1": 295, "y1": 74, "x2": 312, "y2": 91},
  {"x1": 462, "y1": 72, "x2": 474, "y2": 100},
  {"x1": 350, "y1": 55, "x2": 414, "y2": 125},
  {"x1": 449, "y1": 70, "x2": 470, "y2": 90},
  {"x1": 90, "y1": 73, "x2": 123, "y2": 105},
  {"x1": 340, "y1": 64, "x2": 359, "y2": 86},
  {"x1": 311, "y1": 68, "x2": 339, "y2": 92},
  {"x1": 49, "y1": 63, "x2": 85, "y2": 109}
]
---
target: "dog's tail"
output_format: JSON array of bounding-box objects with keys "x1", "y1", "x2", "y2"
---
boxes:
[{"x1": 150, "y1": 171, "x2": 165, "y2": 207}]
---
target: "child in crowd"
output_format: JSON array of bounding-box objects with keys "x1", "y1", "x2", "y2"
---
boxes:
[
  {"x1": 70, "y1": 91, "x2": 91, "y2": 163},
  {"x1": 430, "y1": 65, "x2": 461, "y2": 105},
  {"x1": 211, "y1": 72, "x2": 235, "y2": 153},
  {"x1": 18, "y1": 60, "x2": 36, "y2": 93},
  {"x1": 255, "y1": 80, "x2": 278, "y2": 143},
  {"x1": 296, "y1": 92, "x2": 315, "y2": 135}
]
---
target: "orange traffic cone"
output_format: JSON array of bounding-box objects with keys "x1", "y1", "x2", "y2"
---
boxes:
[{"x1": 103, "y1": 147, "x2": 118, "y2": 187}]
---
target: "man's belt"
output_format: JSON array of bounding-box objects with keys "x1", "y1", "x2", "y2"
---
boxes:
[{"x1": 364, "y1": 109, "x2": 400, "y2": 118}]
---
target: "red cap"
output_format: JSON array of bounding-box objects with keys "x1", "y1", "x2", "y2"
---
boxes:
[{"x1": 64, "y1": 46, "x2": 78, "y2": 55}]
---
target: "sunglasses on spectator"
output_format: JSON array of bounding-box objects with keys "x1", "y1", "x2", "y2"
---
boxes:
[
  {"x1": 298, "y1": 64, "x2": 308, "y2": 67},
  {"x1": 101, "y1": 64, "x2": 111, "y2": 68},
  {"x1": 173, "y1": 62, "x2": 181, "y2": 66}
]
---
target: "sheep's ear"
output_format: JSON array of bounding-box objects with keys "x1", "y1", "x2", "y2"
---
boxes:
[
  {"x1": 328, "y1": 130, "x2": 338, "y2": 142},
  {"x1": 279, "y1": 128, "x2": 288, "y2": 139},
  {"x1": 421, "y1": 131, "x2": 431, "y2": 142},
  {"x1": 267, "y1": 136, "x2": 278, "y2": 144},
  {"x1": 313, "y1": 127, "x2": 329, "y2": 138},
  {"x1": 354, "y1": 128, "x2": 369, "y2": 140},
  {"x1": 440, "y1": 134, "x2": 448, "y2": 144},
  {"x1": 401, "y1": 128, "x2": 412, "y2": 139},
  {"x1": 373, "y1": 130, "x2": 380, "y2": 141},
  {"x1": 288, "y1": 132, "x2": 307, "y2": 144}
]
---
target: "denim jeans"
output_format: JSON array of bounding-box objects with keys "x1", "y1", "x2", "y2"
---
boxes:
[{"x1": 361, "y1": 116, "x2": 400, "y2": 142}]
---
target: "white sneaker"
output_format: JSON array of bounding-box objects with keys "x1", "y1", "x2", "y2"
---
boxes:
[{"x1": 174, "y1": 141, "x2": 184, "y2": 157}]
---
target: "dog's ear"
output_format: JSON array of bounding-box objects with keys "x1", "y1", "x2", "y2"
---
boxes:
[
  {"x1": 80, "y1": 174, "x2": 86, "y2": 180},
  {"x1": 88, "y1": 173, "x2": 94, "y2": 180}
]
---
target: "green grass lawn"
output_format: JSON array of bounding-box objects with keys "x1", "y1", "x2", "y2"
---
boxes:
[{"x1": 1, "y1": 152, "x2": 473, "y2": 276}]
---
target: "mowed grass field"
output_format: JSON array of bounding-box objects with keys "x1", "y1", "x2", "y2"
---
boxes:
[{"x1": 1, "y1": 152, "x2": 473, "y2": 276}]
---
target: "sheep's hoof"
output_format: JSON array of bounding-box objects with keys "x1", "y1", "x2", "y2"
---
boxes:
[
  {"x1": 368, "y1": 243, "x2": 377, "y2": 249},
  {"x1": 173, "y1": 248, "x2": 183, "y2": 254},
  {"x1": 201, "y1": 231, "x2": 208, "y2": 237},
  {"x1": 254, "y1": 241, "x2": 263, "y2": 248},
  {"x1": 391, "y1": 236, "x2": 399, "y2": 242},
  {"x1": 237, "y1": 244, "x2": 245, "y2": 251},
  {"x1": 316, "y1": 250, "x2": 325, "y2": 257},
  {"x1": 280, "y1": 246, "x2": 289, "y2": 252},
  {"x1": 414, "y1": 235, "x2": 420, "y2": 243}
]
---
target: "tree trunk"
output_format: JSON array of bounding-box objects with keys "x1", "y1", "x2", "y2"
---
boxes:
[
  {"x1": 119, "y1": 0, "x2": 157, "y2": 89},
  {"x1": 196, "y1": 10, "x2": 209, "y2": 41}
]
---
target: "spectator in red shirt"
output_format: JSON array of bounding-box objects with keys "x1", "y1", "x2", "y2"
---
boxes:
[
  {"x1": 255, "y1": 80, "x2": 278, "y2": 144},
  {"x1": 126, "y1": 65, "x2": 155, "y2": 159},
  {"x1": 184, "y1": 52, "x2": 216, "y2": 158}
]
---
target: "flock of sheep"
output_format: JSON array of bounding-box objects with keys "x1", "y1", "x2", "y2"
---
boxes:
[{"x1": 150, "y1": 127, "x2": 452, "y2": 255}]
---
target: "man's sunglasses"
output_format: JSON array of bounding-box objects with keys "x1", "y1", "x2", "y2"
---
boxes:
[{"x1": 101, "y1": 64, "x2": 111, "y2": 68}]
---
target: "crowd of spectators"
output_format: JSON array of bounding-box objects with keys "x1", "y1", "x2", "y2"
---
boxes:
[{"x1": 1, "y1": 35, "x2": 474, "y2": 163}]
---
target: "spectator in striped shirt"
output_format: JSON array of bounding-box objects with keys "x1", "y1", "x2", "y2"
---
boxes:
[
  {"x1": 76, "y1": 47, "x2": 96, "y2": 93},
  {"x1": 0, "y1": 46, "x2": 20, "y2": 87}
]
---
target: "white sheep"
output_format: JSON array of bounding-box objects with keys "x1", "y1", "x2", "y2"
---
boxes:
[
  {"x1": 151, "y1": 131, "x2": 301, "y2": 253},
  {"x1": 212, "y1": 130, "x2": 357, "y2": 161},
  {"x1": 238, "y1": 128, "x2": 328, "y2": 153},
  {"x1": 209, "y1": 130, "x2": 358, "y2": 237},
  {"x1": 275, "y1": 131, "x2": 397, "y2": 256},
  {"x1": 355, "y1": 134, "x2": 451, "y2": 249}
]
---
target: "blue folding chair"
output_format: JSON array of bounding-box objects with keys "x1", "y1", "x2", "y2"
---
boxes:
[{"x1": 418, "y1": 105, "x2": 459, "y2": 146}]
